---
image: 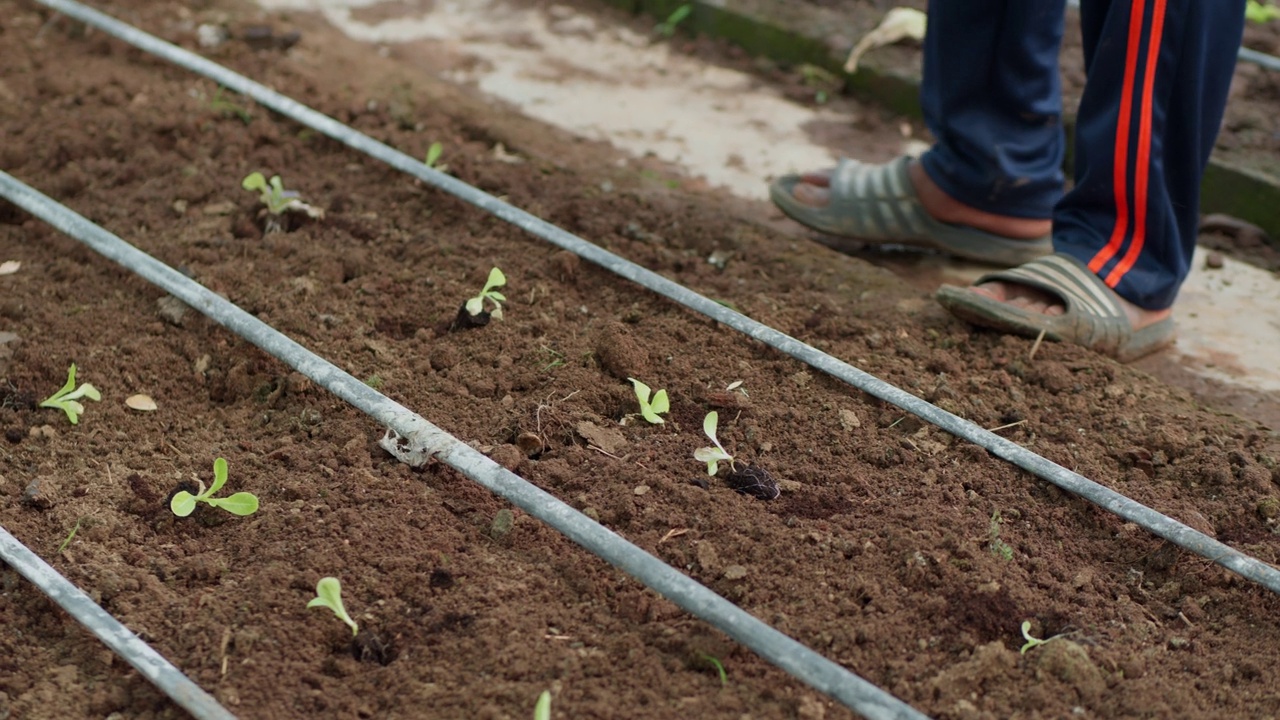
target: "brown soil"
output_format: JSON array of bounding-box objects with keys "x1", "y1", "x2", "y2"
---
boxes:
[{"x1": 2, "y1": 2, "x2": 1280, "y2": 720}]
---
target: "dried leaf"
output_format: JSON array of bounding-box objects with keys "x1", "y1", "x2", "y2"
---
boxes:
[{"x1": 844, "y1": 8, "x2": 926, "y2": 73}]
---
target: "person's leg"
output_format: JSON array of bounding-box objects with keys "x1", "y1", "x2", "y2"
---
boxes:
[
  {"x1": 970, "y1": 0, "x2": 1246, "y2": 334},
  {"x1": 787, "y1": 0, "x2": 1067, "y2": 241}
]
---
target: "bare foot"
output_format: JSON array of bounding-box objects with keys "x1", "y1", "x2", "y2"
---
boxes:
[
  {"x1": 967, "y1": 280, "x2": 1172, "y2": 330},
  {"x1": 793, "y1": 160, "x2": 1051, "y2": 240}
]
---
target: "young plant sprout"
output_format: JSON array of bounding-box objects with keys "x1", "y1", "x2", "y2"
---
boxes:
[
  {"x1": 241, "y1": 171, "x2": 324, "y2": 232},
  {"x1": 628, "y1": 377, "x2": 670, "y2": 424},
  {"x1": 1247, "y1": 0, "x2": 1280, "y2": 23},
  {"x1": 465, "y1": 267, "x2": 507, "y2": 320},
  {"x1": 1019, "y1": 620, "x2": 1061, "y2": 654},
  {"x1": 533, "y1": 690, "x2": 551, "y2": 720},
  {"x1": 655, "y1": 4, "x2": 692, "y2": 36},
  {"x1": 693, "y1": 411, "x2": 736, "y2": 475},
  {"x1": 424, "y1": 141, "x2": 448, "y2": 171},
  {"x1": 697, "y1": 652, "x2": 729, "y2": 686},
  {"x1": 726, "y1": 380, "x2": 748, "y2": 397},
  {"x1": 308, "y1": 576, "x2": 359, "y2": 636},
  {"x1": 39, "y1": 364, "x2": 101, "y2": 425},
  {"x1": 170, "y1": 457, "x2": 260, "y2": 517}
]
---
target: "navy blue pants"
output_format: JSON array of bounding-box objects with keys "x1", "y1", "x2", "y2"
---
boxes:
[{"x1": 918, "y1": 0, "x2": 1244, "y2": 310}]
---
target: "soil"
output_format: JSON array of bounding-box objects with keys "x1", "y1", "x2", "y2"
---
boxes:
[{"x1": 2, "y1": 1, "x2": 1280, "y2": 720}]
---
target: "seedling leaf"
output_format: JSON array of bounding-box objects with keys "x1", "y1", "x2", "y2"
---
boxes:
[
  {"x1": 694, "y1": 411, "x2": 735, "y2": 475},
  {"x1": 169, "y1": 457, "x2": 260, "y2": 518},
  {"x1": 308, "y1": 576, "x2": 359, "y2": 636},
  {"x1": 533, "y1": 690, "x2": 551, "y2": 720},
  {"x1": 628, "y1": 377, "x2": 670, "y2": 424},
  {"x1": 170, "y1": 491, "x2": 199, "y2": 517},
  {"x1": 39, "y1": 364, "x2": 102, "y2": 425},
  {"x1": 208, "y1": 456, "x2": 229, "y2": 495},
  {"x1": 466, "y1": 267, "x2": 508, "y2": 318},
  {"x1": 1019, "y1": 620, "x2": 1060, "y2": 654},
  {"x1": 209, "y1": 492, "x2": 260, "y2": 516}
]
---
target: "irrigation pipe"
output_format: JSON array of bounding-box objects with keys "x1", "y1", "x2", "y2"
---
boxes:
[
  {"x1": 0, "y1": 170, "x2": 929, "y2": 720},
  {"x1": 39, "y1": 0, "x2": 1280, "y2": 597},
  {"x1": 0, "y1": 526, "x2": 238, "y2": 720}
]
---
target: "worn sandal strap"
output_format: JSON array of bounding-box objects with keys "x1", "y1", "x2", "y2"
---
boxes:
[
  {"x1": 979, "y1": 254, "x2": 1125, "y2": 321},
  {"x1": 827, "y1": 156, "x2": 930, "y2": 238}
]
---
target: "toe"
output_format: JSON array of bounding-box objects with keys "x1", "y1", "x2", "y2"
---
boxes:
[{"x1": 792, "y1": 182, "x2": 830, "y2": 208}]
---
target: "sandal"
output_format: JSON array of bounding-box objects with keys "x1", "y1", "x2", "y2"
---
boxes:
[
  {"x1": 935, "y1": 253, "x2": 1176, "y2": 362},
  {"x1": 769, "y1": 156, "x2": 1051, "y2": 266}
]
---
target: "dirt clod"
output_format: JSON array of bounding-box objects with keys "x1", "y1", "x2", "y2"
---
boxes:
[{"x1": 725, "y1": 465, "x2": 780, "y2": 500}]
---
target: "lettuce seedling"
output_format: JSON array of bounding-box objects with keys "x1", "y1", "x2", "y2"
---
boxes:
[
  {"x1": 628, "y1": 377, "x2": 670, "y2": 424},
  {"x1": 1019, "y1": 621, "x2": 1062, "y2": 654},
  {"x1": 424, "y1": 141, "x2": 448, "y2": 171},
  {"x1": 533, "y1": 690, "x2": 551, "y2": 720},
  {"x1": 465, "y1": 267, "x2": 507, "y2": 319},
  {"x1": 655, "y1": 4, "x2": 691, "y2": 36},
  {"x1": 693, "y1": 411, "x2": 736, "y2": 475},
  {"x1": 241, "y1": 171, "x2": 324, "y2": 232},
  {"x1": 308, "y1": 576, "x2": 359, "y2": 636},
  {"x1": 1247, "y1": 0, "x2": 1280, "y2": 23},
  {"x1": 39, "y1": 364, "x2": 101, "y2": 425},
  {"x1": 170, "y1": 457, "x2": 260, "y2": 517}
]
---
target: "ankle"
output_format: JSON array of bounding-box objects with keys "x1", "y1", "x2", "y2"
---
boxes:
[{"x1": 907, "y1": 162, "x2": 1052, "y2": 240}]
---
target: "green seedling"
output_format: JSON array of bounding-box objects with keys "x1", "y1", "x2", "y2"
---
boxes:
[
  {"x1": 1247, "y1": 0, "x2": 1280, "y2": 22},
  {"x1": 628, "y1": 377, "x2": 670, "y2": 424},
  {"x1": 241, "y1": 172, "x2": 324, "y2": 231},
  {"x1": 364, "y1": 374, "x2": 384, "y2": 390},
  {"x1": 465, "y1": 267, "x2": 507, "y2": 319},
  {"x1": 1019, "y1": 621, "x2": 1062, "y2": 654},
  {"x1": 307, "y1": 576, "x2": 359, "y2": 636},
  {"x1": 57, "y1": 519, "x2": 83, "y2": 553},
  {"x1": 170, "y1": 457, "x2": 260, "y2": 517},
  {"x1": 39, "y1": 364, "x2": 101, "y2": 425},
  {"x1": 533, "y1": 690, "x2": 551, "y2": 720},
  {"x1": 210, "y1": 86, "x2": 252, "y2": 123},
  {"x1": 424, "y1": 141, "x2": 448, "y2": 171},
  {"x1": 697, "y1": 652, "x2": 728, "y2": 686},
  {"x1": 693, "y1": 411, "x2": 736, "y2": 476},
  {"x1": 655, "y1": 4, "x2": 692, "y2": 37},
  {"x1": 988, "y1": 510, "x2": 1014, "y2": 561}
]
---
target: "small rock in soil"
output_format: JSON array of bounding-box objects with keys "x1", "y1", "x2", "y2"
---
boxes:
[
  {"x1": 489, "y1": 508, "x2": 515, "y2": 542},
  {"x1": 22, "y1": 478, "x2": 53, "y2": 509},
  {"x1": 1205, "y1": 250, "x2": 1225, "y2": 269},
  {"x1": 595, "y1": 323, "x2": 648, "y2": 380},
  {"x1": 726, "y1": 465, "x2": 780, "y2": 500},
  {"x1": 157, "y1": 295, "x2": 189, "y2": 326},
  {"x1": 28, "y1": 425, "x2": 56, "y2": 439},
  {"x1": 515, "y1": 432, "x2": 543, "y2": 457},
  {"x1": 488, "y1": 443, "x2": 524, "y2": 471}
]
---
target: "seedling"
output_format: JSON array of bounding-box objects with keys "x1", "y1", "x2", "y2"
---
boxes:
[
  {"x1": 655, "y1": 4, "x2": 692, "y2": 37},
  {"x1": 697, "y1": 652, "x2": 728, "y2": 686},
  {"x1": 241, "y1": 171, "x2": 324, "y2": 232},
  {"x1": 170, "y1": 457, "x2": 260, "y2": 517},
  {"x1": 628, "y1": 378, "x2": 670, "y2": 424},
  {"x1": 465, "y1": 267, "x2": 507, "y2": 320},
  {"x1": 1247, "y1": 0, "x2": 1280, "y2": 22},
  {"x1": 726, "y1": 380, "x2": 748, "y2": 397},
  {"x1": 209, "y1": 86, "x2": 252, "y2": 124},
  {"x1": 694, "y1": 411, "x2": 736, "y2": 475},
  {"x1": 1019, "y1": 621, "x2": 1062, "y2": 654},
  {"x1": 424, "y1": 141, "x2": 448, "y2": 171},
  {"x1": 533, "y1": 690, "x2": 551, "y2": 720},
  {"x1": 988, "y1": 510, "x2": 1014, "y2": 561},
  {"x1": 56, "y1": 518, "x2": 83, "y2": 553},
  {"x1": 308, "y1": 576, "x2": 359, "y2": 636},
  {"x1": 39, "y1": 364, "x2": 101, "y2": 425}
]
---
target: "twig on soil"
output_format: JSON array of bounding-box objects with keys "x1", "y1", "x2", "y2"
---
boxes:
[
  {"x1": 658, "y1": 528, "x2": 689, "y2": 544},
  {"x1": 1028, "y1": 328, "x2": 1047, "y2": 360},
  {"x1": 987, "y1": 419, "x2": 1027, "y2": 433}
]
